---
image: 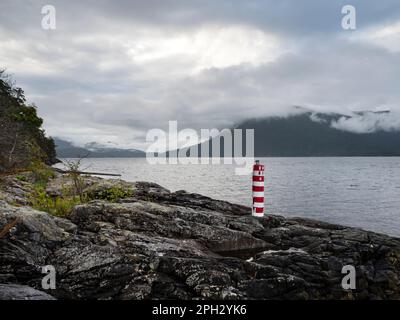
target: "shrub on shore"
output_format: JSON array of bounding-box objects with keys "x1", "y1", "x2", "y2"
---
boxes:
[
  {"x1": 88, "y1": 185, "x2": 133, "y2": 202},
  {"x1": 28, "y1": 168, "x2": 133, "y2": 217},
  {"x1": 30, "y1": 185, "x2": 81, "y2": 217}
]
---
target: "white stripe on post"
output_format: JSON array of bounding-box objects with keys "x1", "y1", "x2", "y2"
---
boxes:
[
  {"x1": 252, "y1": 181, "x2": 264, "y2": 187},
  {"x1": 253, "y1": 202, "x2": 265, "y2": 208},
  {"x1": 252, "y1": 191, "x2": 264, "y2": 197}
]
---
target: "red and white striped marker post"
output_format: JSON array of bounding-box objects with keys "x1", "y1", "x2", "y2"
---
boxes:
[{"x1": 252, "y1": 160, "x2": 265, "y2": 217}]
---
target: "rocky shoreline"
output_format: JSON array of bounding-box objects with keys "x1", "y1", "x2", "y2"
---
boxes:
[{"x1": 1, "y1": 173, "x2": 400, "y2": 300}]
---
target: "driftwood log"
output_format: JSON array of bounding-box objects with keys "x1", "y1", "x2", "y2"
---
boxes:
[{"x1": 53, "y1": 168, "x2": 121, "y2": 177}]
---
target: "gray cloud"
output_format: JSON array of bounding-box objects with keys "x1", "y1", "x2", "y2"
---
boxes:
[
  {"x1": 331, "y1": 111, "x2": 400, "y2": 133},
  {"x1": 1, "y1": 1, "x2": 400, "y2": 149},
  {"x1": 4, "y1": 0, "x2": 399, "y2": 35}
]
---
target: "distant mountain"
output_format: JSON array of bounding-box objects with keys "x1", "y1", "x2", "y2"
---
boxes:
[
  {"x1": 54, "y1": 138, "x2": 145, "y2": 158},
  {"x1": 237, "y1": 112, "x2": 400, "y2": 156},
  {"x1": 57, "y1": 111, "x2": 400, "y2": 158},
  {"x1": 176, "y1": 111, "x2": 400, "y2": 157}
]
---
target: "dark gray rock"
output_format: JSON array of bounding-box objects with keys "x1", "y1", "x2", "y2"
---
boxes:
[
  {"x1": 0, "y1": 284, "x2": 56, "y2": 300},
  {"x1": 1, "y1": 178, "x2": 400, "y2": 300}
]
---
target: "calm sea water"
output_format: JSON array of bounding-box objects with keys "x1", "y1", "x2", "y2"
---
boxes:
[{"x1": 55, "y1": 157, "x2": 400, "y2": 237}]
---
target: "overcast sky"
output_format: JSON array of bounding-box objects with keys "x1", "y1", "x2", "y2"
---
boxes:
[{"x1": 1, "y1": 0, "x2": 400, "y2": 149}]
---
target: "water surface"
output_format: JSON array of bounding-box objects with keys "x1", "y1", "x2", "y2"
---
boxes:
[{"x1": 56, "y1": 157, "x2": 400, "y2": 237}]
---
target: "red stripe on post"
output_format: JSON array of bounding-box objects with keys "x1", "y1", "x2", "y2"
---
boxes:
[
  {"x1": 253, "y1": 197, "x2": 264, "y2": 202},
  {"x1": 252, "y1": 176, "x2": 264, "y2": 182},
  {"x1": 255, "y1": 207, "x2": 264, "y2": 213},
  {"x1": 252, "y1": 186, "x2": 264, "y2": 192}
]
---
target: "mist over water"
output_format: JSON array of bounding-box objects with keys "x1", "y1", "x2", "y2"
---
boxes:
[{"x1": 56, "y1": 157, "x2": 400, "y2": 237}]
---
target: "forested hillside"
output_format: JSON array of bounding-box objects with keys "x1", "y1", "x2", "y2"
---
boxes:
[{"x1": 0, "y1": 70, "x2": 57, "y2": 172}]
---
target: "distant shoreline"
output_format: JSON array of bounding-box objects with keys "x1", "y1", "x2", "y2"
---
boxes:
[{"x1": 55, "y1": 155, "x2": 400, "y2": 159}]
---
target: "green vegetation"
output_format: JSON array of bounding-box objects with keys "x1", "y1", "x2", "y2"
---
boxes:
[
  {"x1": 28, "y1": 160, "x2": 132, "y2": 216},
  {"x1": 91, "y1": 185, "x2": 133, "y2": 202},
  {"x1": 30, "y1": 180, "x2": 133, "y2": 217},
  {"x1": 63, "y1": 158, "x2": 86, "y2": 201},
  {"x1": 30, "y1": 184, "x2": 81, "y2": 217},
  {"x1": 0, "y1": 69, "x2": 57, "y2": 173},
  {"x1": 28, "y1": 161, "x2": 55, "y2": 187},
  {"x1": 26, "y1": 161, "x2": 78, "y2": 217},
  {"x1": 15, "y1": 175, "x2": 27, "y2": 182}
]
